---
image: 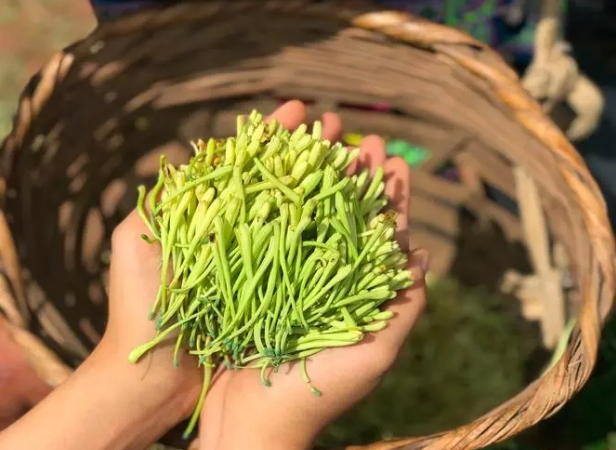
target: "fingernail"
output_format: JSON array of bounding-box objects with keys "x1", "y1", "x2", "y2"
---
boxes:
[{"x1": 410, "y1": 248, "x2": 430, "y2": 274}]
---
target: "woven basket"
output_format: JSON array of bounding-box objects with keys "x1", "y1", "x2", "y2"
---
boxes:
[{"x1": 0, "y1": 1, "x2": 614, "y2": 449}]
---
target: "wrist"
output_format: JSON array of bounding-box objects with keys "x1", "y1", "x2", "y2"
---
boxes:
[
  {"x1": 91, "y1": 339, "x2": 199, "y2": 423},
  {"x1": 0, "y1": 344, "x2": 195, "y2": 450}
]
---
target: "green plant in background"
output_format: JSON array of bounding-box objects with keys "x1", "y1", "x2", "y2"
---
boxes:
[
  {"x1": 0, "y1": 0, "x2": 94, "y2": 140},
  {"x1": 145, "y1": 295, "x2": 616, "y2": 450},
  {"x1": 318, "y1": 278, "x2": 536, "y2": 447},
  {"x1": 485, "y1": 312, "x2": 616, "y2": 450},
  {"x1": 582, "y1": 433, "x2": 616, "y2": 450},
  {"x1": 0, "y1": 58, "x2": 27, "y2": 137},
  {"x1": 0, "y1": 0, "x2": 19, "y2": 23},
  {"x1": 343, "y1": 133, "x2": 432, "y2": 168}
]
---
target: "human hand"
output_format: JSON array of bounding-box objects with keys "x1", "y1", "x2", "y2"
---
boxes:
[
  {"x1": 196, "y1": 101, "x2": 429, "y2": 450},
  {"x1": 0, "y1": 316, "x2": 52, "y2": 430},
  {"x1": 87, "y1": 100, "x2": 377, "y2": 442},
  {"x1": 92, "y1": 100, "x2": 427, "y2": 450},
  {"x1": 93, "y1": 204, "x2": 204, "y2": 421},
  {"x1": 95, "y1": 100, "x2": 352, "y2": 424},
  {"x1": 21, "y1": 173, "x2": 209, "y2": 449}
]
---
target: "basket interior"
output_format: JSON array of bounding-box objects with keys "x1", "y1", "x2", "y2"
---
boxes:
[
  {"x1": 1, "y1": 6, "x2": 604, "y2": 449},
  {"x1": 0, "y1": 4, "x2": 583, "y2": 368}
]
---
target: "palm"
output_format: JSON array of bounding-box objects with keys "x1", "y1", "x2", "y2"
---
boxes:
[{"x1": 196, "y1": 102, "x2": 426, "y2": 450}]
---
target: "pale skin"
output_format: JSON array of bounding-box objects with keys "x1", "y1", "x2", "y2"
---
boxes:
[{"x1": 0, "y1": 101, "x2": 428, "y2": 450}]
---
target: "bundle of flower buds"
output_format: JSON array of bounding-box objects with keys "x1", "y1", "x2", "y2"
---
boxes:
[{"x1": 129, "y1": 110, "x2": 412, "y2": 437}]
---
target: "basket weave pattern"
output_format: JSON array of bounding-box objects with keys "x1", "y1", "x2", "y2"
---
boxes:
[{"x1": 0, "y1": 2, "x2": 614, "y2": 449}]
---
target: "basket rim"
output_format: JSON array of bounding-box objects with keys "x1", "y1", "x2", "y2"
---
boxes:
[{"x1": 0, "y1": 2, "x2": 614, "y2": 450}]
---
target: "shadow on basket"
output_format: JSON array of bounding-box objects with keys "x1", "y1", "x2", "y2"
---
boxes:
[{"x1": 0, "y1": 2, "x2": 614, "y2": 450}]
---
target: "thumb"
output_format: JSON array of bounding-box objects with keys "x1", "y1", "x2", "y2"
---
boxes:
[
  {"x1": 110, "y1": 210, "x2": 162, "y2": 281},
  {"x1": 107, "y1": 210, "x2": 162, "y2": 328},
  {"x1": 372, "y1": 248, "x2": 429, "y2": 354}
]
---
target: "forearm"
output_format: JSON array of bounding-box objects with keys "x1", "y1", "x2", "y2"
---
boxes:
[{"x1": 0, "y1": 347, "x2": 187, "y2": 450}]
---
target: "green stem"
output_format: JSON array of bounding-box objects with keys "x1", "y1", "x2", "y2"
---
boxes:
[{"x1": 183, "y1": 359, "x2": 214, "y2": 439}]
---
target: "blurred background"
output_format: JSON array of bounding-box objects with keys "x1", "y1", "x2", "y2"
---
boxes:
[
  {"x1": 0, "y1": 0, "x2": 94, "y2": 137},
  {"x1": 1, "y1": 1, "x2": 616, "y2": 450}
]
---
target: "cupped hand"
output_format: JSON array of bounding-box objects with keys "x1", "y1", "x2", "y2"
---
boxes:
[
  {"x1": 97, "y1": 185, "x2": 204, "y2": 421},
  {"x1": 98, "y1": 100, "x2": 427, "y2": 449},
  {"x1": 196, "y1": 101, "x2": 429, "y2": 450},
  {"x1": 96, "y1": 101, "x2": 335, "y2": 427}
]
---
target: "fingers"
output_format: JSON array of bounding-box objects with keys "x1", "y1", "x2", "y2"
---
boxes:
[
  {"x1": 266, "y1": 100, "x2": 307, "y2": 130},
  {"x1": 111, "y1": 186, "x2": 161, "y2": 259},
  {"x1": 373, "y1": 248, "x2": 429, "y2": 357},
  {"x1": 114, "y1": 99, "x2": 334, "y2": 273},
  {"x1": 383, "y1": 156, "x2": 411, "y2": 248},
  {"x1": 346, "y1": 134, "x2": 384, "y2": 176},
  {"x1": 354, "y1": 135, "x2": 387, "y2": 176},
  {"x1": 321, "y1": 112, "x2": 342, "y2": 141},
  {"x1": 111, "y1": 210, "x2": 160, "y2": 258},
  {"x1": 109, "y1": 208, "x2": 163, "y2": 288},
  {"x1": 348, "y1": 137, "x2": 411, "y2": 250},
  {"x1": 267, "y1": 101, "x2": 342, "y2": 143}
]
